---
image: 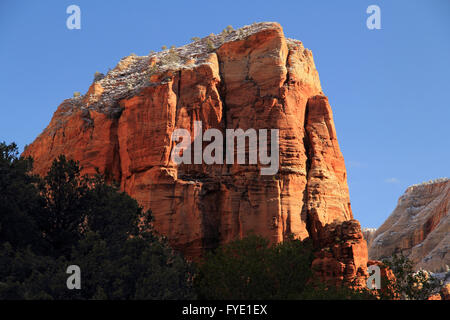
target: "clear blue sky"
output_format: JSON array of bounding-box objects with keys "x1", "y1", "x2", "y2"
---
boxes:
[{"x1": 1, "y1": 0, "x2": 449, "y2": 228}]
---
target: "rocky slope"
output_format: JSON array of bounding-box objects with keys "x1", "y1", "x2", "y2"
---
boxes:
[
  {"x1": 368, "y1": 178, "x2": 449, "y2": 272},
  {"x1": 23, "y1": 22, "x2": 368, "y2": 284}
]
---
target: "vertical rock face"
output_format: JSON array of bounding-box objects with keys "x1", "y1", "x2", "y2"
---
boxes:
[
  {"x1": 304, "y1": 96, "x2": 352, "y2": 241},
  {"x1": 368, "y1": 178, "x2": 450, "y2": 272},
  {"x1": 23, "y1": 22, "x2": 367, "y2": 282}
]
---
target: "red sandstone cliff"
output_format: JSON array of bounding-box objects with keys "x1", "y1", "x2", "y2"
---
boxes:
[{"x1": 23, "y1": 22, "x2": 368, "y2": 284}]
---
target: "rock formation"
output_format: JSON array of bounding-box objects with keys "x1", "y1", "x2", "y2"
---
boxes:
[
  {"x1": 362, "y1": 228, "x2": 377, "y2": 246},
  {"x1": 23, "y1": 22, "x2": 368, "y2": 284},
  {"x1": 312, "y1": 220, "x2": 368, "y2": 286},
  {"x1": 368, "y1": 178, "x2": 449, "y2": 272}
]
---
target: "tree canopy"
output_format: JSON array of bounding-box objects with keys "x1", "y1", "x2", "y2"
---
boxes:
[{"x1": 0, "y1": 142, "x2": 195, "y2": 299}]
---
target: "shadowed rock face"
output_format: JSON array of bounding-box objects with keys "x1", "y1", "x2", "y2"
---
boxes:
[
  {"x1": 23, "y1": 22, "x2": 368, "y2": 283},
  {"x1": 368, "y1": 179, "x2": 449, "y2": 272}
]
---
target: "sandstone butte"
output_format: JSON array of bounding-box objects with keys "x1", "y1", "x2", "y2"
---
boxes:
[
  {"x1": 368, "y1": 178, "x2": 450, "y2": 273},
  {"x1": 23, "y1": 22, "x2": 373, "y2": 286}
]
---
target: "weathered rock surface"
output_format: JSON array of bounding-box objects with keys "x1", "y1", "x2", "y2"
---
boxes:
[
  {"x1": 312, "y1": 220, "x2": 368, "y2": 286},
  {"x1": 368, "y1": 178, "x2": 450, "y2": 272},
  {"x1": 362, "y1": 228, "x2": 377, "y2": 246},
  {"x1": 23, "y1": 22, "x2": 368, "y2": 284}
]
